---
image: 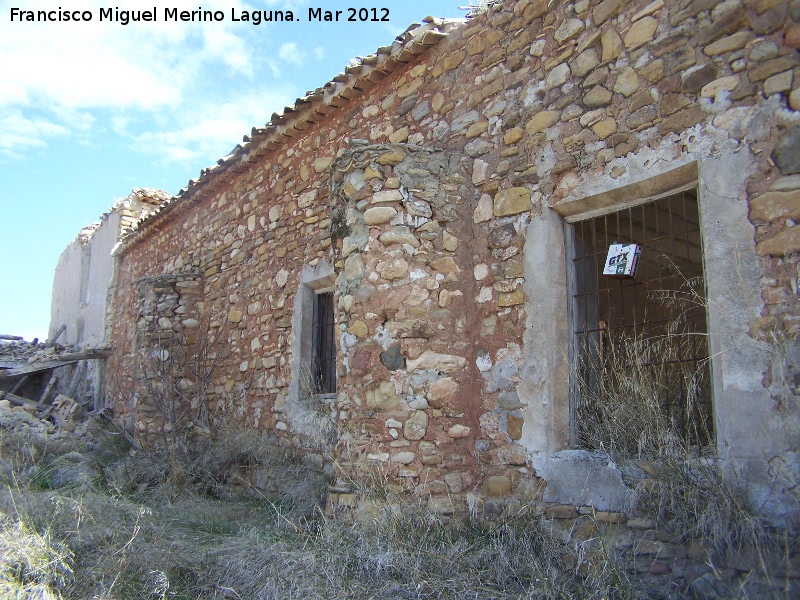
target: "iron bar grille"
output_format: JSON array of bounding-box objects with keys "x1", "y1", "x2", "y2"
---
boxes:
[
  {"x1": 570, "y1": 189, "x2": 713, "y2": 451},
  {"x1": 311, "y1": 291, "x2": 336, "y2": 395}
]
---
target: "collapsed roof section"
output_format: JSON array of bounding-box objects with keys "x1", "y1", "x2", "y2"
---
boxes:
[{"x1": 112, "y1": 16, "x2": 465, "y2": 256}]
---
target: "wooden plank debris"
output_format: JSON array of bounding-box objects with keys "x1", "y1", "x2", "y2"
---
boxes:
[
  {"x1": 38, "y1": 372, "x2": 58, "y2": 404},
  {"x1": 0, "y1": 348, "x2": 112, "y2": 380},
  {"x1": 0, "y1": 390, "x2": 51, "y2": 411},
  {"x1": 9, "y1": 375, "x2": 29, "y2": 395},
  {"x1": 58, "y1": 348, "x2": 112, "y2": 361},
  {"x1": 0, "y1": 360, "x2": 80, "y2": 379},
  {"x1": 0, "y1": 335, "x2": 24, "y2": 341},
  {"x1": 51, "y1": 394, "x2": 83, "y2": 427},
  {"x1": 47, "y1": 325, "x2": 66, "y2": 347}
]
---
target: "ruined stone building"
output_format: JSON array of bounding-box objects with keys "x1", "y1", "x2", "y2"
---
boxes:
[
  {"x1": 53, "y1": 0, "x2": 799, "y2": 530},
  {"x1": 48, "y1": 189, "x2": 169, "y2": 407}
]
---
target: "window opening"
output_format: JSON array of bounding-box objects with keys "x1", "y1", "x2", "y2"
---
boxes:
[
  {"x1": 569, "y1": 189, "x2": 712, "y2": 452},
  {"x1": 311, "y1": 291, "x2": 336, "y2": 395}
]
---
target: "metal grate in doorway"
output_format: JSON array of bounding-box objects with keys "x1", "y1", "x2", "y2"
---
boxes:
[{"x1": 569, "y1": 189, "x2": 713, "y2": 450}]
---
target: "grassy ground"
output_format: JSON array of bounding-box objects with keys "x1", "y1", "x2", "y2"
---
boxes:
[
  {"x1": 0, "y1": 420, "x2": 641, "y2": 600},
  {"x1": 1, "y1": 317, "x2": 796, "y2": 600}
]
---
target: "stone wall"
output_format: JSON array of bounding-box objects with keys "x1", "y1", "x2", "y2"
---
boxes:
[
  {"x1": 105, "y1": 0, "x2": 799, "y2": 530},
  {"x1": 124, "y1": 273, "x2": 204, "y2": 437},
  {"x1": 330, "y1": 144, "x2": 482, "y2": 512}
]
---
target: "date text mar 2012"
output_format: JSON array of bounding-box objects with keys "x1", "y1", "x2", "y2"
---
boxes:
[{"x1": 308, "y1": 8, "x2": 389, "y2": 22}]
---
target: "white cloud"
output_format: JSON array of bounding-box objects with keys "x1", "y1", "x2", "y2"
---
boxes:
[
  {"x1": 278, "y1": 40, "x2": 326, "y2": 68},
  {"x1": 0, "y1": 110, "x2": 69, "y2": 157},
  {"x1": 49, "y1": 107, "x2": 96, "y2": 134},
  {"x1": 111, "y1": 116, "x2": 132, "y2": 137},
  {"x1": 0, "y1": 0, "x2": 255, "y2": 111},
  {"x1": 279, "y1": 42, "x2": 304, "y2": 65},
  {"x1": 262, "y1": 0, "x2": 310, "y2": 10},
  {"x1": 0, "y1": 0, "x2": 276, "y2": 159},
  {"x1": 0, "y1": 0, "x2": 419, "y2": 167},
  {"x1": 128, "y1": 87, "x2": 299, "y2": 164}
]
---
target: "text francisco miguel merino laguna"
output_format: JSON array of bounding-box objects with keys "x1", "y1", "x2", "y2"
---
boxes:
[{"x1": 9, "y1": 6, "x2": 391, "y2": 25}]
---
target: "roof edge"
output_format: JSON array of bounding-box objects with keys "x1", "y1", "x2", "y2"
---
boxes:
[{"x1": 115, "y1": 16, "x2": 465, "y2": 256}]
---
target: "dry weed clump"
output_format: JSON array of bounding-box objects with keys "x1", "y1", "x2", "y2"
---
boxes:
[
  {"x1": 0, "y1": 293, "x2": 795, "y2": 597},
  {"x1": 574, "y1": 327, "x2": 712, "y2": 457},
  {"x1": 574, "y1": 316, "x2": 798, "y2": 594},
  {"x1": 109, "y1": 324, "x2": 337, "y2": 506},
  {"x1": 0, "y1": 405, "x2": 794, "y2": 599},
  {"x1": 107, "y1": 325, "x2": 240, "y2": 491},
  {"x1": 0, "y1": 516, "x2": 73, "y2": 599},
  {"x1": 461, "y1": 0, "x2": 502, "y2": 17}
]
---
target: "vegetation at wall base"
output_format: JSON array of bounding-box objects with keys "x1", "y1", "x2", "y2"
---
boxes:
[
  {"x1": 0, "y1": 415, "x2": 796, "y2": 599},
  {"x1": 572, "y1": 310, "x2": 798, "y2": 598},
  {"x1": 0, "y1": 307, "x2": 795, "y2": 598}
]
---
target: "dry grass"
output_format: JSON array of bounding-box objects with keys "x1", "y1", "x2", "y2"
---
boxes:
[
  {"x1": 0, "y1": 422, "x2": 642, "y2": 600},
  {"x1": 0, "y1": 300, "x2": 795, "y2": 598},
  {"x1": 574, "y1": 321, "x2": 798, "y2": 595},
  {"x1": 574, "y1": 327, "x2": 712, "y2": 456},
  {"x1": 460, "y1": 0, "x2": 501, "y2": 18},
  {"x1": 0, "y1": 516, "x2": 73, "y2": 599},
  {"x1": 0, "y1": 406, "x2": 795, "y2": 599}
]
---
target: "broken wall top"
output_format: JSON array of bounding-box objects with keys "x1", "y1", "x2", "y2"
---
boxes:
[{"x1": 66, "y1": 188, "x2": 171, "y2": 249}]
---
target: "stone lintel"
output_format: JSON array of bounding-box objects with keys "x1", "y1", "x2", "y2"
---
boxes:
[{"x1": 553, "y1": 162, "x2": 699, "y2": 222}]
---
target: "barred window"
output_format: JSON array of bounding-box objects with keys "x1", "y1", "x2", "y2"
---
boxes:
[{"x1": 311, "y1": 291, "x2": 336, "y2": 395}]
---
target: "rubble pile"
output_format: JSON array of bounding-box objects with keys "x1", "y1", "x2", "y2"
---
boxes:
[
  {"x1": 0, "y1": 340, "x2": 115, "y2": 488},
  {"x1": 0, "y1": 338, "x2": 78, "y2": 365},
  {"x1": 0, "y1": 388, "x2": 109, "y2": 491},
  {"x1": 0, "y1": 396, "x2": 93, "y2": 454},
  {"x1": 1, "y1": 336, "x2": 110, "y2": 421}
]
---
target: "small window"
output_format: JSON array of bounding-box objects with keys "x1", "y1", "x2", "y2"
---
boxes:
[
  {"x1": 568, "y1": 189, "x2": 713, "y2": 453},
  {"x1": 311, "y1": 291, "x2": 336, "y2": 395}
]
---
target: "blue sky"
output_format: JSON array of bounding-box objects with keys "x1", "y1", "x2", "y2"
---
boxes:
[{"x1": 0, "y1": 0, "x2": 464, "y2": 342}]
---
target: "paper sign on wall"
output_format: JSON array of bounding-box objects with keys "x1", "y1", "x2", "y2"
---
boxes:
[{"x1": 603, "y1": 243, "x2": 640, "y2": 278}]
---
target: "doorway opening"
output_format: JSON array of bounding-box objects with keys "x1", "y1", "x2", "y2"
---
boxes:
[{"x1": 568, "y1": 189, "x2": 713, "y2": 453}]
